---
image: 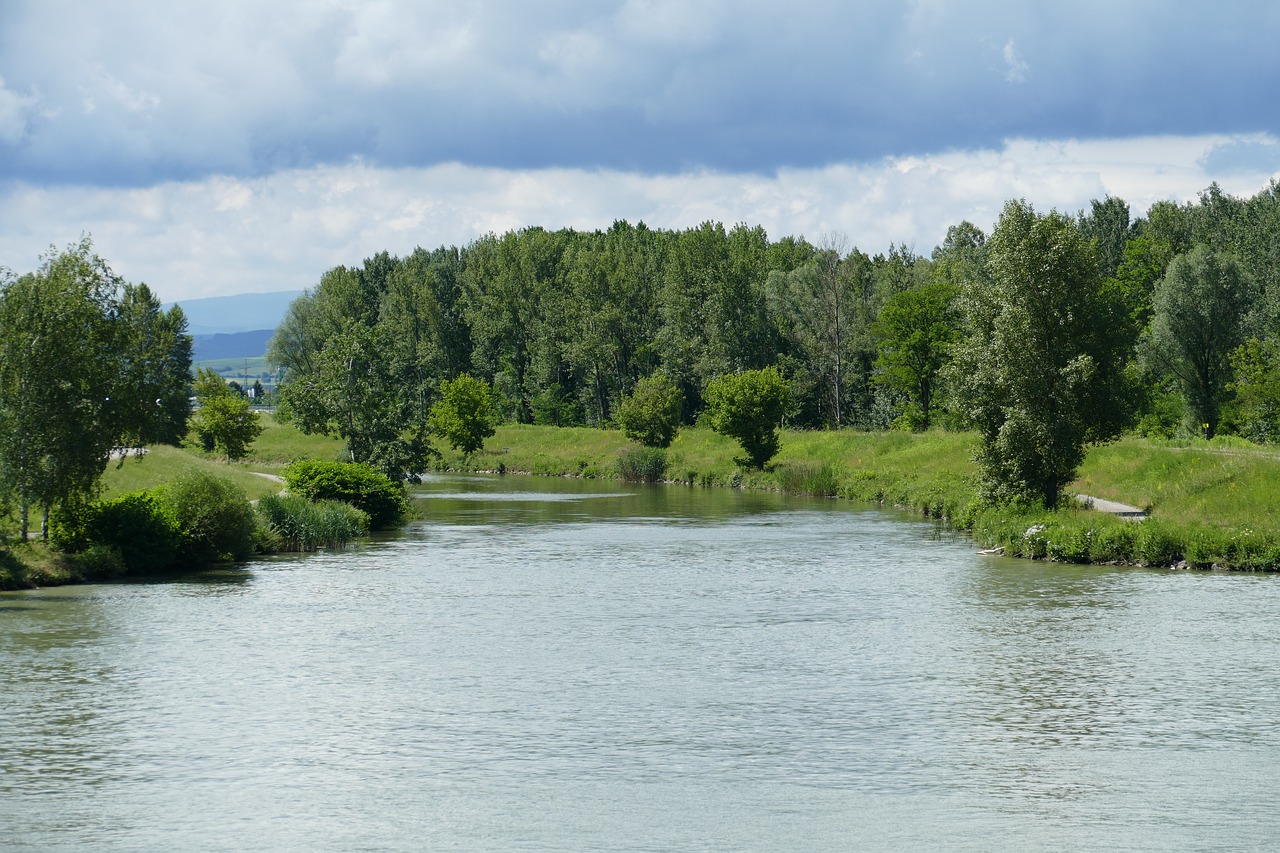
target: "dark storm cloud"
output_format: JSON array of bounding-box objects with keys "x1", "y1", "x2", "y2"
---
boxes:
[{"x1": 0, "y1": 0, "x2": 1276, "y2": 185}]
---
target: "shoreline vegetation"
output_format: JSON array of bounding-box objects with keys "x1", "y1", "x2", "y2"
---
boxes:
[
  {"x1": 10, "y1": 414, "x2": 1279, "y2": 591},
  {"x1": 435, "y1": 424, "x2": 1280, "y2": 572}
]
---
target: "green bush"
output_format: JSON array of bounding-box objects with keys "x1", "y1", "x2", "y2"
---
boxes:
[
  {"x1": 703, "y1": 367, "x2": 793, "y2": 469},
  {"x1": 1088, "y1": 522, "x2": 1138, "y2": 563},
  {"x1": 1135, "y1": 522, "x2": 1183, "y2": 567},
  {"x1": 50, "y1": 491, "x2": 183, "y2": 574},
  {"x1": 159, "y1": 470, "x2": 256, "y2": 564},
  {"x1": 615, "y1": 446, "x2": 667, "y2": 482},
  {"x1": 616, "y1": 373, "x2": 683, "y2": 448},
  {"x1": 256, "y1": 494, "x2": 369, "y2": 551},
  {"x1": 283, "y1": 459, "x2": 407, "y2": 529}
]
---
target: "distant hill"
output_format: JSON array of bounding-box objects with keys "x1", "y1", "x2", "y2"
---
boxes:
[
  {"x1": 192, "y1": 329, "x2": 275, "y2": 361},
  {"x1": 170, "y1": 290, "x2": 302, "y2": 335}
]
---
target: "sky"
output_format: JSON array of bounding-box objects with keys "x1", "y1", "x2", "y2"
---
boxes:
[{"x1": 1, "y1": 0, "x2": 1278, "y2": 300}]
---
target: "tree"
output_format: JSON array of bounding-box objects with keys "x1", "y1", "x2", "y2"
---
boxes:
[
  {"x1": 948, "y1": 200, "x2": 1128, "y2": 508},
  {"x1": 277, "y1": 323, "x2": 430, "y2": 479},
  {"x1": 428, "y1": 373, "x2": 497, "y2": 456},
  {"x1": 703, "y1": 366, "x2": 793, "y2": 469},
  {"x1": 1229, "y1": 337, "x2": 1280, "y2": 443},
  {"x1": 616, "y1": 372, "x2": 683, "y2": 448},
  {"x1": 1143, "y1": 246, "x2": 1254, "y2": 438},
  {"x1": 190, "y1": 368, "x2": 262, "y2": 462},
  {"x1": 0, "y1": 239, "x2": 122, "y2": 539},
  {"x1": 873, "y1": 278, "x2": 958, "y2": 429},
  {"x1": 115, "y1": 282, "x2": 193, "y2": 447}
]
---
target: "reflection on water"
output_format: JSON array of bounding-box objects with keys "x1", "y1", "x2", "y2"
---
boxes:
[{"x1": 3, "y1": 474, "x2": 1280, "y2": 851}]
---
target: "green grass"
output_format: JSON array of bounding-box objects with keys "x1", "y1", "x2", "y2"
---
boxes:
[
  {"x1": 242, "y1": 414, "x2": 346, "y2": 467},
  {"x1": 101, "y1": 445, "x2": 283, "y2": 501},
  {"x1": 1072, "y1": 436, "x2": 1280, "y2": 530}
]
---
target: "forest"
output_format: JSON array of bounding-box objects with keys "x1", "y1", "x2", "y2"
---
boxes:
[{"x1": 269, "y1": 181, "x2": 1280, "y2": 505}]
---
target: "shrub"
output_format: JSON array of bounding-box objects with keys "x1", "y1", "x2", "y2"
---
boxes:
[
  {"x1": 1135, "y1": 522, "x2": 1183, "y2": 567},
  {"x1": 1088, "y1": 522, "x2": 1138, "y2": 563},
  {"x1": 256, "y1": 494, "x2": 369, "y2": 551},
  {"x1": 616, "y1": 373, "x2": 683, "y2": 448},
  {"x1": 159, "y1": 470, "x2": 256, "y2": 564},
  {"x1": 615, "y1": 446, "x2": 667, "y2": 482},
  {"x1": 703, "y1": 366, "x2": 793, "y2": 469},
  {"x1": 283, "y1": 459, "x2": 407, "y2": 529},
  {"x1": 50, "y1": 491, "x2": 183, "y2": 574}
]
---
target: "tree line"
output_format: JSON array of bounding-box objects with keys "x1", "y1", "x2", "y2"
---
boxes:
[
  {"x1": 270, "y1": 181, "x2": 1280, "y2": 505},
  {"x1": 0, "y1": 239, "x2": 192, "y2": 539}
]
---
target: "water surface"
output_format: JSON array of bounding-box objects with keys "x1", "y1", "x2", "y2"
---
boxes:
[{"x1": 3, "y1": 474, "x2": 1279, "y2": 851}]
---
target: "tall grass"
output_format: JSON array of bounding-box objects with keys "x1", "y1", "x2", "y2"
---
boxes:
[{"x1": 256, "y1": 494, "x2": 369, "y2": 552}]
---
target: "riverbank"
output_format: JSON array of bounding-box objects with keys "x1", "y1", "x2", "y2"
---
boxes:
[{"x1": 434, "y1": 424, "x2": 1280, "y2": 571}]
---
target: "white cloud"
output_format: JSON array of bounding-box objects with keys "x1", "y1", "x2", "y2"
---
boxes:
[
  {"x1": 0, "y1": 76, "x2": 37, "y2": 144},
  {"x1": 1002, "y1": 39, "x2": 1029, "y2": 83},
  {"x1": 0, "y1": 134, "x2": 1274, "y2": 301}
]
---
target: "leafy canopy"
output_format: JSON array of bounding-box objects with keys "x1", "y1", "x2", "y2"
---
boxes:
[
  {"x1": 428, "y1": 373, "x2": 498, "y2": 456},
  {"x1": 703, "y1": 366, "x2": 792, "y2": 469},
  {"x1": 616, "y1": 372, "x2": 683, "y2": 448}
]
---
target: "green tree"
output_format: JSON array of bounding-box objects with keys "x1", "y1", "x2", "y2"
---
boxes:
[
  {"x1": 948, "y1": 200, "x2": 1128, "y2": 508},
  {"x1": 704, "y1": 366, "x2": 793, "y2": 469},
  {"x1": 115, "y1": 282, "x2": 193, "y2": 447},
  {"x1": 277, "y1": 323, "x2": 430, "y2": 479},
  {"x1": 616, "y1": 372, "x2": 683, "y2": 448},
  {"x1": 0, "y1": 239, "x2": 122, "y2": 540},
  {"x1": 428, "y1": 373, "x2": 498, "y2": 456},
  {"x1": 190, "y1": 368, "x2": 262, "y2": 462},
  {"x1": 872, "y1": 278, "x2": 958, "y2": 429},
  {"x1": 1143, "y1": 246, "x2": 1254, "y2": 438},
  {"x1": 1229, "y1": 337, "x2": 1280, "y2": 443}
]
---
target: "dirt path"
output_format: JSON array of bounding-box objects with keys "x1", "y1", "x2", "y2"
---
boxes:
[{"x1": 1075, "y1": 494, "x2": 1147, "y2": 518}]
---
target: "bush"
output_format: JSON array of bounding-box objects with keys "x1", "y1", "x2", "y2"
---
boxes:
[
  {"x1": 159, "y1": 470, "x2": 256, "y2": 564},
  {"x1": 703, "y1": 366, "x2": 793, "y2": 469},
  {"x1": 615, "y1": 446, "x2": 667, "y2": 482},
  {"x1": 616, "y1": 373, "x2": 683, "y2": 448},
  {"x1": 1135, "y1": 522, "x2": 1183, "y2": 567},
  {"x1": 283, "y1": 459, "x2": 407, "y2": 530},
  {"x1": 50, "y1": 491, "x2": 183, "y2": 574},
  {"x1": 256, "y1": 494, "x2": 369, "y2": 551}
]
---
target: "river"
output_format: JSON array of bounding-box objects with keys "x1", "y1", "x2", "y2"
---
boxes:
[{"x1": 3, "y1": 473, "x2": 1280, "y2": 851}]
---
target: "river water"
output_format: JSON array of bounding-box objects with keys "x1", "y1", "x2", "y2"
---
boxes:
[{"x1": 3, "y1": 474, "x2": 1280, "y2": 851}]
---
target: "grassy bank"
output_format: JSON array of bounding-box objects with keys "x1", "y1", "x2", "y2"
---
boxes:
[{"x1": 438, "y1": 424, "x2": 1280, "y2": 571}]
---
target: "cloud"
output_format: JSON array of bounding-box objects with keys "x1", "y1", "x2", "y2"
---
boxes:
[
  {"x1": 2, "y1": 134, "x2": 1273, "y2": 301},
  {"x1": 1002, "y1": 39, "x2": 1028, "y2": 83},
  {"x1": 1, "y1": 1, "x2": 1277, "y2": 183},
  {"x1": 0, "y1": 76, "x2": 37, "y2": 144}
]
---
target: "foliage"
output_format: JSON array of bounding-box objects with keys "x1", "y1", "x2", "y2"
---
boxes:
[
  {"x1": 703, "y1": 366, "x2": 793, "y2": 469},
  {"x1": 777, "y1": 461, "x2": 839, "y2": 497},
  {"x1": 1229, "y1": 337, "x2": 1280, "y2": 442},
  {"x1": 428, "y1": 373, "x2": 497, "y2": 455},
  {"x1": 873, "y1": 278, "x2": 958, "y2": 428},
  {"x1": 115, "y1": 283, "x2": 193, "y2": 447},
  {"x1": 948, "y1": 200, "x2": 1129, "y2": 508},
  {"x1": 158, "y1": 470, "x2": 256, "y2": 563},
  {"x1": 614, "y1": 445, "x2": 667, "y2": 482},
  {"x1": 1143, "y1": 246, "x2": 1254, "y2": 438},
  {"x1": 276, "y1": 321, "x2": 431, "y2": 480},
  {"x1": 0, "y1": 238, "x2": 123, "y2": 540},
  {"x1": 283, "y1": 459, "x2": 406, "y2": 530},
  {"x1": 616, "y1": 372, "x2": 683, "y2": 448},
  {"x1": 191, "y1": 368, "x2": 263, "y2": 461},
  {"x1": 255, "y1": 494, "x2": 369, "y2": 552},
  {"x1": 51, "y1": 490, "x2": 182, "y2": 574}
]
